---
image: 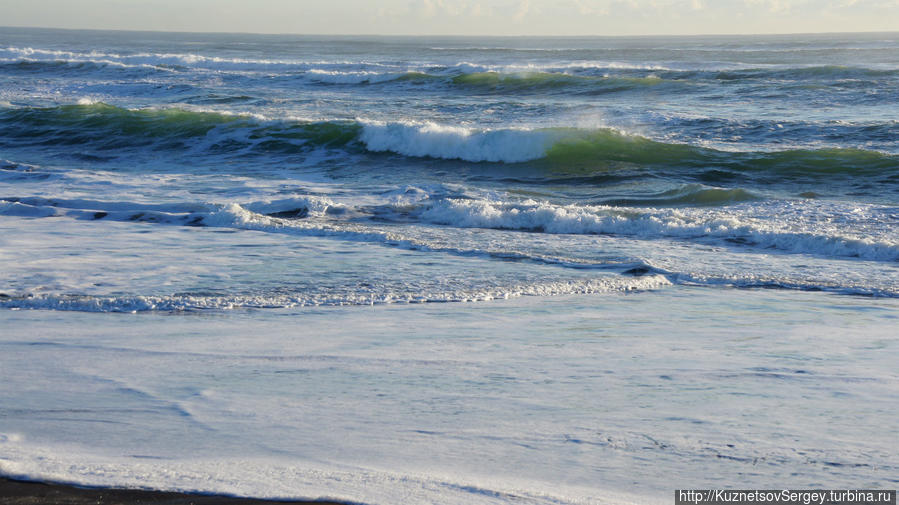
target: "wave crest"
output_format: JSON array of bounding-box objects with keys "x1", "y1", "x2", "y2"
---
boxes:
[{"x1": 359, "y1": 122, "x2": 551, "y2": 163}]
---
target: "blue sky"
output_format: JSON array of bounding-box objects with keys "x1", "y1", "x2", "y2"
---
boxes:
[{"x1": 2, "y1": 0, "x2": 897, "y2": 35}]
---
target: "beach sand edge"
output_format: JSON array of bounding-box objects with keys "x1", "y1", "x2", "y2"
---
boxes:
[{"x1": 0, "y1": 477, "x2": 353, "y2": 505}]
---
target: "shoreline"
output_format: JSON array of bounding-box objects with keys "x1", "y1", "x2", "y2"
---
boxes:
[{"x1": 0, "y1": 477, "x2": 352, "y2": 505}]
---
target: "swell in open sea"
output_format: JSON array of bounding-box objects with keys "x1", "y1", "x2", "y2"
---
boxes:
[{"x1": 1, "y1": 27, "x2": 897, "y2": 504}]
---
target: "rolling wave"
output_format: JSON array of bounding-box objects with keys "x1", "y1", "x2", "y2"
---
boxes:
[
  {"x1": 1, "y1": 103, "x2": 896, "y2": 177},
  {"x1": 0, "y1": 103, "x2": 361, "y2": 156},
  {"x1": 595, "y1": 184, "x2": 760, "y2": 206},
  {"x1": 0, "y1": 59, "x2": 173, "y2": 77},
  {"x1": 449, "y1": 71, "x2": 664, "y2": 92}
]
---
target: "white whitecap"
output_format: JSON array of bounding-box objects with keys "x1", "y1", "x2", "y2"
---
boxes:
[{"x1": 359, "y1": 121, "x2": 553, "y2": 163}]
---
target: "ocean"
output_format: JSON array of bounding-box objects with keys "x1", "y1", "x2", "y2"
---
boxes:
[{"x1": 0, "y1": 27, "x2": 897, "y2": 504}]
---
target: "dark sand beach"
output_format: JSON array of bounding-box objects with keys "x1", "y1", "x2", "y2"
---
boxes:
[{"x1": 0, "y1": 478, "x2": 350, "y2": 505}]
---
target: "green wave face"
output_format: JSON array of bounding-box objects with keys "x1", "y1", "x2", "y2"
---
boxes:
[
  {"x1": 598, "y1": 184, "x2": 761, "y2": 206},
  {"x1": 451, "y1": 71, "x2": 586, "y2": 90},
  {"x1": 1, "y1": 103, "x2": 895, "y2": 181},
  {"x1": 1, "y1": 102, "x2": 242, "y2": 139},
  {"x1": 539, "y1": 128, "x2": 898, "y2": 176},
  {"x1": 745, "y1": 148, "x2": 899, "y2": 174},
  {"x1": 0, "y1": 103, "x2": 363, "y2": 154},
  {"x1": 541, "y1": 128, "x2": 709, "y2": 168},
  {"x1": 450, "y1": 71, "x2": 664, "y2": 92},
  {"x1": 394, "y1": 71, "x2": 442, "y2": 83}
]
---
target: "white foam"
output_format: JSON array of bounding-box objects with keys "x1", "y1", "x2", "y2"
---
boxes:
[
  {"x1": 241, "y1": 196, "x2": 339, "y2": 217},
  {"x1": 4, "y1": 191, "x2": 897, "y2": 287},
  {"x1": 0, "y1": 200, "x2": 58, "y2": 218},
  {"x1": 419, "y1": 198, "x2": 899, "y2": 262},
  {"x1": 0, "y1": 274, "x2": 671, "y2": 312},
  {"x1": 0, "y1": 46, "x2": 399, "y2": 74},
  {"x1": 2, "y1": 287, "x2": 896, "y2": 503},
  {"x1": 305, "y1": 69, "x2": 409, "y2": 84},
  {"x1": 0, "y1": 438, "x2": 648, "y2": 505},
  {"x1": 0, "y1": 46, "x2": 292, "y2": 71},
  {"x1": 359, "y1": 121, "x2": 553, "y2": 163},
  {"x1": 444, "y1": 61, "x2": 492, "y2": 74}
]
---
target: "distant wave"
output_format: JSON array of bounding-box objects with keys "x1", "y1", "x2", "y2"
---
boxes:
[
  {"x1": 711, "y1": 65, "x2": 899, "y2": 80},
  {"x1": 427, "y1": 44, "x2": 899, "y2": 54},
  {"x1": 297, "y1": 63, "x2": 899, "y2": 89},
  {"x1": 305, "y1": 69, "x2": 437, "y2": 85},
  {"x1": 4, "y1": 46, "x2": 897, "y2": 90},
  {"x1": 449, "y1": 71, "x2": 664, "y2": 92},
  {"x1": 0, "y1": 59, "x2": 173, "y2": 76},
  {"x1": 297, "y1": 67, "x2": 672, "y2": 95},
  {"x1": 0, "y1": 46, "x2": 320, "y2": 72}
]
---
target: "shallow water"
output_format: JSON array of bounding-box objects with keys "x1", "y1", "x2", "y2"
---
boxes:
[{"x1": 1, "y1": 289, "x2": 897, "y2": 504}]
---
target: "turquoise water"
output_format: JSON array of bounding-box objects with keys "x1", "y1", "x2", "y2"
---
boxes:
[{"x1": 0, "y1": 27, "x2": 897, "y2": 503}]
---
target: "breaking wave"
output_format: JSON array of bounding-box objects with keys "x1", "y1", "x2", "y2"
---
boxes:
[
  {"x1": 3, "y1": 186, "x2": 898, "y2": 263},
  {"x1": 2, "y1": 191, "x2": 897, "y2": 304},
  {"x1": 1, "y1": 103, "x2": 897, "y2": 176},
  {"x1": 416, "y1": 198, "x2": 899, "y2": 262}
]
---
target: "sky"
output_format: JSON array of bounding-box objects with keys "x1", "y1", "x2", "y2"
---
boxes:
[{"x1": 1, "y1": 0, "x2": 897, "y2": 36}]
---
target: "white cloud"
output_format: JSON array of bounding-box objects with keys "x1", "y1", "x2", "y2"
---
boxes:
[
  {"x1": 3, "y1": 0, "x2": 896, "y2": 37},
  {"x1": 411, "y1": 0, "x2": 489, "y2": 18},
  {"x1": 514, "y1": 0, "x2": 532, "y2": 20},
  {"x1": 745, "y1": 0, "x2": 795, "y2": 13}
]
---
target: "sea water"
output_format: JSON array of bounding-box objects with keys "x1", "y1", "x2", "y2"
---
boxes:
[{"x1": 0, "y1": 28, "x2": 897, "y2": 504}]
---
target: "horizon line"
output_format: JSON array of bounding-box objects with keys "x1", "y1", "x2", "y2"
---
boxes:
[{"x1": 2, "y1": 24, "x2": 898, "y2": 39}]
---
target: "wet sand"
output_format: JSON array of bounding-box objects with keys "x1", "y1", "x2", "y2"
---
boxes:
[{"x1": 0, "y1": 478, "x2": 351, "y2": 505}]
